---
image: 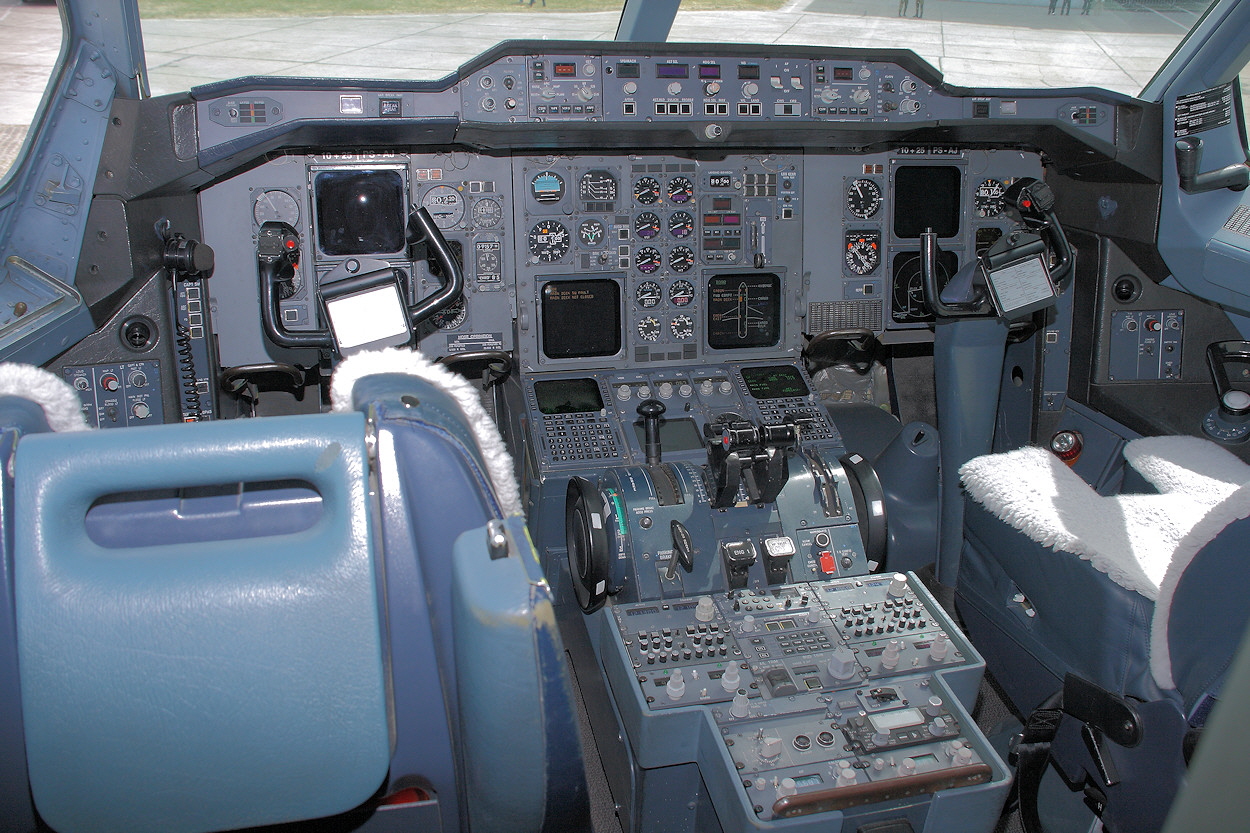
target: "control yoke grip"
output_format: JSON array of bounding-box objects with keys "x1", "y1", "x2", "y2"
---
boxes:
[
  {"x1": 407, "y1": 207, "x2": 465, "y2": 328},
  {"x1": 920, "y1": 229, "x2": 991, "y2": 317}
]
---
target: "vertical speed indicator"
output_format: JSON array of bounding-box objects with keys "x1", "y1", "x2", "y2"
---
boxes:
[{"x1": 845, "y1": 229, "x2": 881, "y2": 275}]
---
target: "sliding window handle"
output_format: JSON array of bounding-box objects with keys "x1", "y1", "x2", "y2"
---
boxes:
[{"x1": 1175, "y1": 137, "x2": 1249, "y2": 194}]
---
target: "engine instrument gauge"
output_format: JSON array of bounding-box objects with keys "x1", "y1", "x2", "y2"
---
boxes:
[
  {"x1": 638, "y1": 316, "x2": 662, "y2": 341},
  {"x1": 846, "y1": 178, "x2": 882, "y2": 219},
  {"x1": 667, "y1": 176, "x2": 694, "y2": 203},
  {"x1": 974, "y1": 178, "x2": 1006, "y2": 217},
  {"x1": 669, "y1": 279, "x2": 695, "y2": 306},
  {"x1": 579, "y1": 169, "x2": 618, "y2": 202},
  {"x1": 845, "y1": 229, "x2": 881, "y2": 275},
  {"x1": 635, "y1": 212, "x2": 661, "y2": 239},
  {"x1": 633, "y1": 176, "x2": 661, "y2": 205},
  {"x1": 579, "y1": 218, "x2": 606, "y2": 247},
  {"x1": 668, "y1": 210, "x2": 694, "y2": 238},
  {"x1": 670, "y1": 314, "x2": 694, "y2": 340},
  {"x1": 253, "y1": 190, "x2": 300, "y2": 226},
  {"x1": 421, "y1": 184, "x2": 465, "y2": 229},
  {"x1": 635, "y1": 246, "x2": 662, "y2": 274},
  {"x1": 669, "y1": 246, "x2": 695, "y2": 272},
  {"x1": 530, "y1": 170, "x2": 565, "y2": 204},
  {"x1": 636, "y1": 280, "x2": 662, "y2": 308},
  {"x1": 528, "y1": 220, "x2": 570, "y2": 262},
  {"x1": 471, "y1": 197, "x2": 502, "y2": 228},
  {"x1": 431, "y1": 297, "x2": 467, "y2": 330}
]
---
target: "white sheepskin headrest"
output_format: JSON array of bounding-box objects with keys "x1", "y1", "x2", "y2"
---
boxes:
[
  {"x1": 0, "y1": 363, "x2": 91, "y2": 432},
  {"x1": 1124, "y1": 435, "x2": 1250, "y2": 504},
  {"x1": 329, "y1": 348, "x2": 521, "y2": 517}
]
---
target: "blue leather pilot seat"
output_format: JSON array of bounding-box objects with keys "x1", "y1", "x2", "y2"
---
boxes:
[
  {"x1": 955, "y1": 435, "x2": 1250, "y2": 833},
  {"x1": 0, "y1": 356, "x2": 588, "y2": 833}
]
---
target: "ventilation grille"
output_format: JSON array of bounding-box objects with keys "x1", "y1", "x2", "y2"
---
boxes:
[
  {"x1": 1224, "y1": 205, "x2": 1250, "y2": 237},
  {"x1": 808, "y1": 301, "x2": 882, "y2": 333}
]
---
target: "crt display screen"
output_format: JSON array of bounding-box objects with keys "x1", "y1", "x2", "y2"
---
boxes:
[
  {"x1": 541, "y1": 279, "x2": 622, "y2": 359},
  {"x1": 893, "y1": 166, "x2": 961, "y2": 239},
  {"x1": 315, "y1": 169, "x2": 407, "y2": 256},
  {"x1": 740, "y1": 365, "x2": 809, "y2": 399},
  {"x1": 706, "y1": 273, "x2": 781, "y2": 350},
  {"x1": 534, "y1": 378, "x2": 605, "y2": 414}
]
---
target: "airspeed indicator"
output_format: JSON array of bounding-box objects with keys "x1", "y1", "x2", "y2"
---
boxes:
[
  {"x1": 975, "y1": 178, "x2": 1006, "y2": 217},
  {"x1": 846, "y1": 178, "x2": 882, "y2": 219}
]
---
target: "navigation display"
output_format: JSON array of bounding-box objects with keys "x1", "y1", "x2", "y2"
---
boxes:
[
  {"x1": 706, "y1": 273, "x2": 781, "y2": 350},
  {"x1": 534, "y1": 378, "x2": 605, "y2": 414},
  {"x1": 541, "y1": 278, "x2": 622, "y2": 359},
  {"x1": 740, "y1": 365, "x2": 809, "y2": 399},
  {"x1": 314, "y1": 169, "x2": 406, "y2": 256},
  {"x1": 893, "y1": 166, "x2": 961, "y2": 239}
]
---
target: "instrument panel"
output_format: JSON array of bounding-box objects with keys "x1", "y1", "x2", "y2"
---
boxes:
[{"x1": 202, "y1": 147, "x2": 1041, "y2": 369}]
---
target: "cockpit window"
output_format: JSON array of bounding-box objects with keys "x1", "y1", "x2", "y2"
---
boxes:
[
  {"x1": 1241, "y1": 61, "x2": 1249, "y2": 154},
  {"x1": 0, "y1": 0, "x2": 63, "y2": 182},
  {"x1": 138, "y1": 0, "x2": 1220, "y2": 99}
]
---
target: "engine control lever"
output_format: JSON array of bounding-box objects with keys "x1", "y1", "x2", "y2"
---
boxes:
[
  {"x1": 638, "y1": 399, "x2": 665, "y2": 465},
  {"x1": 666, "y1": 519, "x2": 695, "y2": 580}
]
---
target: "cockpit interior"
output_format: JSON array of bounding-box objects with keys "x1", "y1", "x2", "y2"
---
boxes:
[{"x1": 2, "y1": 0, "x2": 1250, "y2": 831}]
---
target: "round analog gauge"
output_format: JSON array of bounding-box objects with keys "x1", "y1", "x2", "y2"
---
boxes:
[
  {"x1": 528, "y1": 220, "x2": 570, "y2": 262},
  {"x1": 846, "y1": 179, "x2": 883, "y2": 219},
  {"x1": 668, "y1": 210, "x2": 694, "y2": 238},
  {"x1": 253, "y1": 190, "x2": 300, "y2": 226},
  {"x1": 975, "y1": 178, "x2": 1006, "y2": 218},
  {"x1": 633, "y1": 176, "x2": 661, "y2": 205},
  {"x1": 669, "y1": 246, "x2": 695, "y2": 272},
  {"x1": 530, "y1": 170, "x2": 565, "y2": 204},
  {"x1": 421, "y1": 185, "x2": 465, "y2": 229},
  {"x1": 637, "y1": 316, "x2": 662, "y2": 342},
  {"x1": 669, "y1": 279, "x2": 695, "y2": 307},
  {"x1": 636, "y1": 280, "x2": 662, "y2": 308},
  {"x1": 635, "y1": 246, "x2": 662, "y2": 274},
  {"x1": 578, "y1": 218, "x2": 606, "y2": 247},
  {"x1": 431, "y1": 298, "x2": 467, "y2": 330},
  {"x1": 667, "y1": 176, "x2": 694, "y2": 203},
  {"x1": 579, "y1": 169, "x2": 618, "y2": 202},
  {"x1": 635, "y1": 211, "x2": 661, "y2": 239},
  {"x1": 670, "y1": 314, "x2": 694, "y2": 340},
  {"x1": 472, "y1": 197, "x2": 502, "y2": 228},
  {"x1": 477, "y1": 247, "x2": 501, "y2": 273},
  {"x1": 845, "y1": 231, "x2": 881, "y2": 275}
]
